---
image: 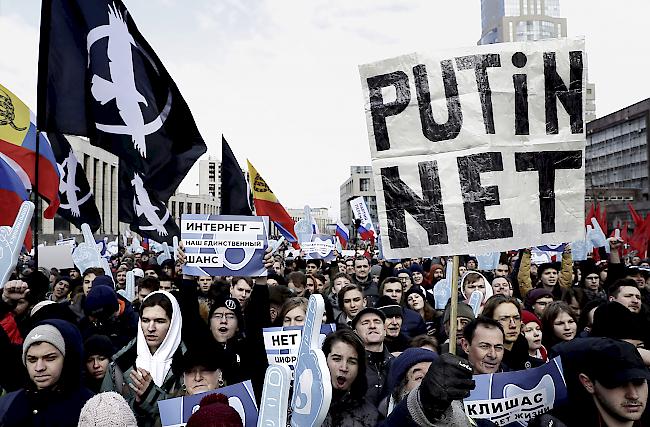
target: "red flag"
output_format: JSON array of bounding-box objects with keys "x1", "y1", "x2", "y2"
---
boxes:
[
  {"x1": 629, "y1": 203, "x2": 643, "y2": 227},
  {"x1": 629, "y1": 216, "x2": 650, "y2": 258},
  {"x1": 586, "y1": 203, "x2": 596, "y2": 227},
  {"x1": 595, "y1": 203, "x2": 607, "y2": 235}
]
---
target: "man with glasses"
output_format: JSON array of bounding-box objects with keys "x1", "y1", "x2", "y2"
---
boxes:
[
  {"x1": 483, "y1": 295, "x2": 542, "y2": 371},
  {"x1": 397, "y1": 270, "x2": 413, "y2": 292}
]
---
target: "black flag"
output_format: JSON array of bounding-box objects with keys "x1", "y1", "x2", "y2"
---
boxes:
[
  {"x1": 118, "y1": 161, "x2": 179, "y2": 244},
  {"x1": 37, "y1": 0, "x2": 206, "y2": 238},
  {"x1": 47, "y1": 133, "x2": 101, "y2": 232},
  {"x1": 220, "y1": 136, "x2": 253, "y2": 216}
]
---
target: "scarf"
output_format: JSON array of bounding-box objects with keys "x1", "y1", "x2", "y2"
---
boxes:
[{"x1": 135, "y1": 291, "x2": 182, "y2": 387}]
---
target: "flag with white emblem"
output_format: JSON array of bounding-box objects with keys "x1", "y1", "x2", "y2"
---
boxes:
[
  {"x1": 118, "y1": 161, "x2": 179, "y2": 244},
  {"x1": 37, "y1": 0, "x2": 207, "y2": 239},
  {"x1": 48, "y1": 132, "x2": 101, "y2": 232}
]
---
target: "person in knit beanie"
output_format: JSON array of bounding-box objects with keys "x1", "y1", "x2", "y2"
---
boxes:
[
  {"x1": 186, "y1": 393, "x2": 243, "y2": 427},
  {"x1": 521, "y1": 310, "x2": 547, "y2": 362},
  {"x1": 0, "y1": 320, "x2": 94, "y2": 426},
  {"x1": 78, "y1": 392, "x2": 137, "y2": 427}
]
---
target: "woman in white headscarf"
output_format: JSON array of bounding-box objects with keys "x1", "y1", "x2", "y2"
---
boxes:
[{"x1": 102, "y1": 291, "x2": 184, "y2": 427}]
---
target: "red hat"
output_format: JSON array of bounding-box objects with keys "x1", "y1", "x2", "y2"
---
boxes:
[
  {"x1": 186, "y1": 393, "x2": 243, "y2": 427},
  {"x1": 521, "y1": 310, "x2": 541, "y2": 328}
]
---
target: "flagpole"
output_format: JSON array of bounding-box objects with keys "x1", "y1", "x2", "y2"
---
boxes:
[
  {"x1": 34, "y1": 132, "x2": 40, "y2": 271},
  {"x1": 448, "y1": 255, "x2": 460, "y2": 355}
]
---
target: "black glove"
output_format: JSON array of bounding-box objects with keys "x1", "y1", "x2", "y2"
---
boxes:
[
  {"x1": 419, "y1": 353, "x2": 475, "y2": 418},
  {"x1": 527, "y1": 414, "x2": 568, "y2": 427}
]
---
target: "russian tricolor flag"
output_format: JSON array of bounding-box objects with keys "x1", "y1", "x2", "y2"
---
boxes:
[
  {"x1": 0, "y1": 83, "x2": 60, "y2": 218},
  {"x1": 335, "y1": 220, "x2": 349, "y2": 249},
  {"x1": 0, "y1": 155, "x2": 32, "y2": 250}
]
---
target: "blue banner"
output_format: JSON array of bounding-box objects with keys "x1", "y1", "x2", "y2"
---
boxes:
[
  {"x1": 463, "y1": 357, "x2": 567, "y2": 426},
  {"x1": 158, "y1": 380, "x2": 258, "y2": 427},
  {"x1": 181, "y1": 214, "x2": 268, "y2": 277},
  {"x1": 302, "y1": 234, "x2": 336, "y2": 261}
]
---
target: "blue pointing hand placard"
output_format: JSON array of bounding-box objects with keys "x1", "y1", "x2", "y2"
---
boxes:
[
  {"x1": 290, "y1": 294, "x2": 332, "y2": 427},
  {"x1": 258, "y1": 364, "x2": 292, "y2": 427},
  {"x1": 432, "y1": 261, "x2": 454, "y2": 310},
  {"x1": 72, "y1": 224, "x2": 106, "y2": 276},
  {"x1": 0, "y1": 201, "x2": 34, "y2": 287}
]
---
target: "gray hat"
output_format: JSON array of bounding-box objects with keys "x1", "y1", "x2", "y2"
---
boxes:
[
  {"x1": 22, "y1": 324, "x2": 66, "y2": 365},
  {"x1": 443, "y1": 302, "x2": 475, "y2": 324}
]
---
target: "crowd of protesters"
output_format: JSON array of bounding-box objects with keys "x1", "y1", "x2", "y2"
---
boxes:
[{"x1": 0, "y1": 234, "x2": 648, "y2": 426}]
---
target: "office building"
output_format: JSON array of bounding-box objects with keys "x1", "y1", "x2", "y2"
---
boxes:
[
  {"x1": 339, "y1": 166, "x2": 378, "y2": 231},
  {"x1": 585, "y1": 98, "x2": 650, "y2": 227},
  {"x1": 199, "y1": 156, "x2": 221, "y2": 199},
  {"x1": 478, "y1": 0, "x2": 595, "y2": 121},
  {"x1": 40, "y1": 135, "x2": 120, "y2": 242}
]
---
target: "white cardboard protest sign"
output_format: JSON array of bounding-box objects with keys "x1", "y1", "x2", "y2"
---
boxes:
[
  {"x1": 39, "y1": 245, "x2": 75, "y2": 270},
  {"x1": 359, "y1": 38, "x2": 586, "y2": 258}
]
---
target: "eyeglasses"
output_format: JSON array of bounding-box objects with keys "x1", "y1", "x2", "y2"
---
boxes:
[{"x1": 212, "y1": 313, "x2": 236, "y2": 321}]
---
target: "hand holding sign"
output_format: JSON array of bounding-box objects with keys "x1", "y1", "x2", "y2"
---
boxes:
[
  {"x1": 0, "y1": 201, "x2": 34, "y2": 288},
  {"x1": 72, "y1": 224, "x2": 104, "y2": 275},
  {"x1": 257, "y1": 364, "x2": 291, "y2": 427},
  {"x1": 290, "y1": 294, "x2": 332, "y2": 427}
]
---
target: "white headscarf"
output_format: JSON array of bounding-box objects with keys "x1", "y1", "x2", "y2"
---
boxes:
[{"x1": 135, "y1": 290, "x2": 182, "y2": 387}]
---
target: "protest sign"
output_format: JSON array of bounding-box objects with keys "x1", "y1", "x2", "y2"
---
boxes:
[
  {"x1": 290, "y1": 294, "x2": 332, "y2": 427},
  {"x1": 158, "y1": 380, "x2": 258, "y2": 427},
  {"x1": 55, "y1": 237, "x2": 76, "y2": 248},
  {"x1": 350, "y1": 197, "x2": 376, "y2": 241},
  {"x1": 181, "y1": 214, "x2": 268, "y2": 277},
  {"x1": 0, "y1": 201, "x2": 34, "y2": 287},
  {"x1": 464, "y1": 357, "x2": 567, "y2": 426},
  {"x1": 263, "y1": 324, "x2": 336, "y2": 373},
  {"x1": 301, "y1": 235, "x2": 336, "y2": 261},
  {"x1": 258, "y1": 364, "x2": 292, "y2": 427},
  {"x1": 38, "y1": 245, "x2": 75, "y2": 270},
  {"x1": 359, "y1": 38, "x2": 586, "y2": 258}
]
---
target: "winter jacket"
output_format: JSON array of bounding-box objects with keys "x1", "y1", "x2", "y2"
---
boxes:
[
  {"x1": 400, "y1": 307, "x2": 427, "y2": 338},
  {"x1": 321, "y1": 390, "x2": 380, "y2": 427},
  {"x1": 101, "y1": 337, "x2": 185, "y2": 427},
  {"x1": 517, "y1": 249, "x2": 573, "y2": 299},
  {"x1": 503, "y1": 334, "x2": 544, "y2": 371},
  {"x1": 176, "y1": 278, "x2": 271, "y2": 403},
  {"x1": 366, "y1": 346, "x2": 395, "y2": 406},
  {"x1": 79, "y1": 295, "x2": 138, "y2": 351},
  {"x1": 0, "y1": 319, "x2": 94, "y2": 426}
]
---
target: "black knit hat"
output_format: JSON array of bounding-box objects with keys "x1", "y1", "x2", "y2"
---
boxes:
[
  {"x1": 84, "y1": 334, "x2": 115, "y2": 359},
  {"x1": 209, "y1": 297, "x2": 244, "y2": 327}
]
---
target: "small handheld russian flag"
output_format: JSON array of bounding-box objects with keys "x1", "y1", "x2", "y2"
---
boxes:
[{"x1": 335, "y1": 220, "x2": 349, "y2": 249}]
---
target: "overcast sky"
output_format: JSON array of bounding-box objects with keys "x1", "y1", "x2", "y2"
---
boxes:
[{"x1": 1, "y1": 0, "x2": 649, "y2": 219}]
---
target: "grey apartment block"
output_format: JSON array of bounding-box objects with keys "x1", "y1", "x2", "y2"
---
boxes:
[
  {"x1": 339, "y1": 166, "x2": 378, "y2": 231},
  {"x1": 585, "y1": 99, "x2": 650, "y2": 226}
]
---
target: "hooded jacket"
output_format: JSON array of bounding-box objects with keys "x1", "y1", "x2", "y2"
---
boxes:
[{"x1": 0, "y1": 319, "x2": 94, "y2": 426}]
